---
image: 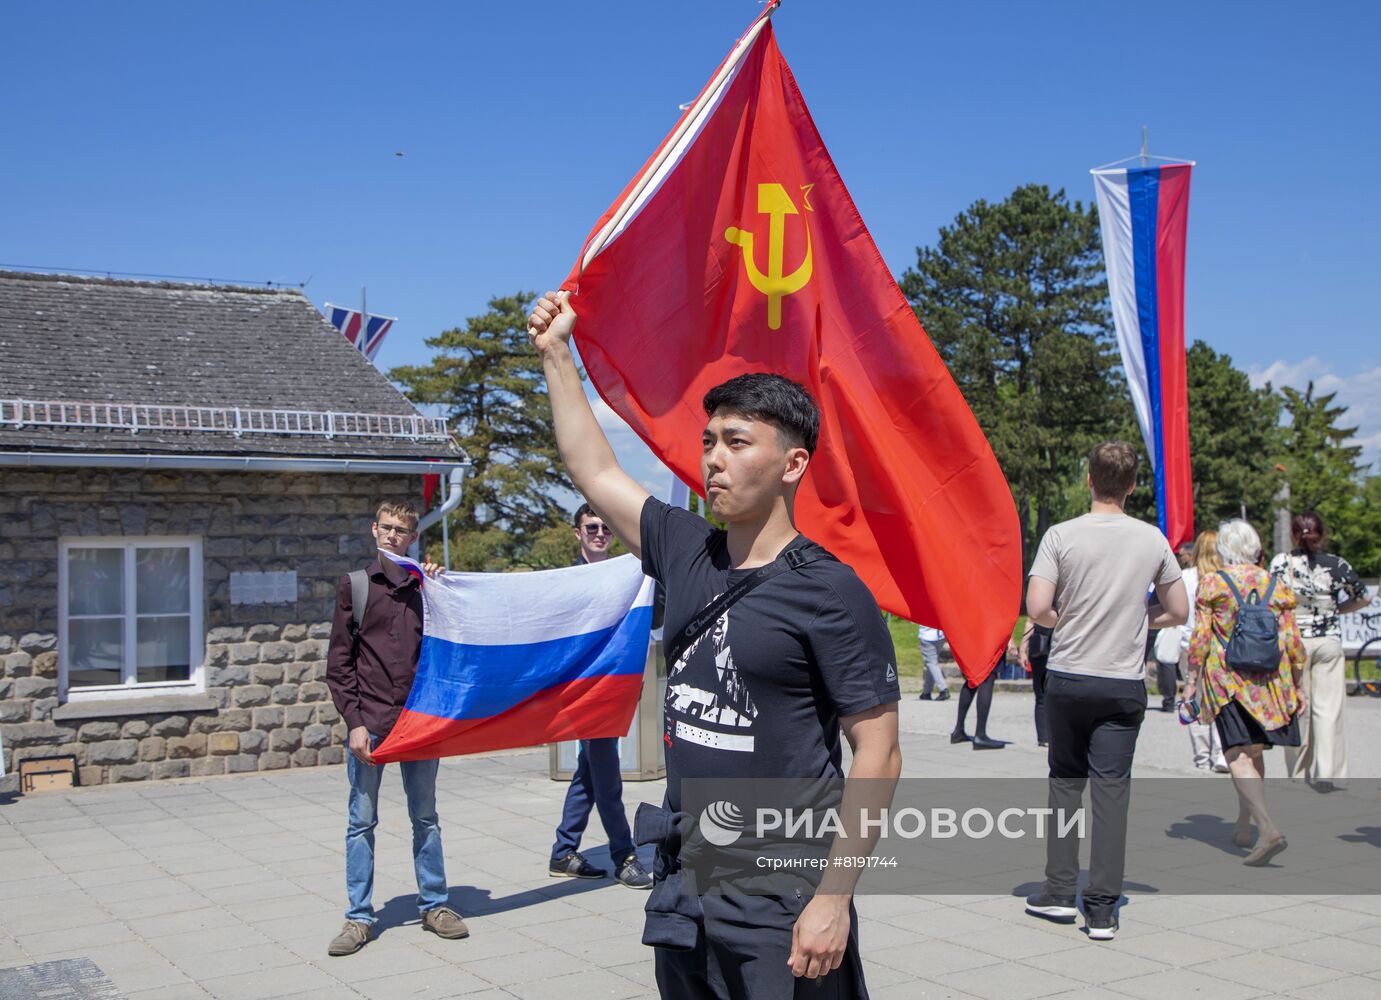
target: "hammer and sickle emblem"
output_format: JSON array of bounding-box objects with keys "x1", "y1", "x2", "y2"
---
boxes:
[{"x1": 725, "y1": 182, "x2": 813, "y2": 330}]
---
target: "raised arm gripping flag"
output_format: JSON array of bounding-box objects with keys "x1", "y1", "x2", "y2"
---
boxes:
[
  {"x1": 561, "y1": 6, "x2": 1021, "y2": 682},
  {"x1": 1091, "y1": 163, "x2": 1195, "y2": 550},
  {"x1": 372, "y1": 552, "x2": 655, "y2": 763}
]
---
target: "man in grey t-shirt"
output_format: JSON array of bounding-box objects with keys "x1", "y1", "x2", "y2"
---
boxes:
[{"x1": 1022, "y1": 442, "x2": 1188, "y2": 941}]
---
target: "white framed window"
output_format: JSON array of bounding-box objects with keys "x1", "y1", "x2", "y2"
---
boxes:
[{"x1": 58, "y1": 536, "x2": 205, "y2": 701}]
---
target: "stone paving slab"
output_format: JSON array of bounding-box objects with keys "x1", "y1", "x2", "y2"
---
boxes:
[{"x1": 0, "y1": 692, "x2": 1377, "y2": 999}]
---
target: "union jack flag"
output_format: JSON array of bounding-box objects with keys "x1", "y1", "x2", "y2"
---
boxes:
[{"x1": 323, "y1": 303, "x2": 396, "y2": 361}]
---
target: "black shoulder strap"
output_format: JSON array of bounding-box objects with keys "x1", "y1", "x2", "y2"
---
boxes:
[
  {"x1": 666, "y1": 543, "x2": 833, "y2": 668},
  {"x1": 1261, "y1": 572, "x2": 1278, "y2": 605}
]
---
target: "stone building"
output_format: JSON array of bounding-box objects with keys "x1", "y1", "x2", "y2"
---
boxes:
[{"x1": 0, "y1": 270, "x2": 465, "y2": 790}]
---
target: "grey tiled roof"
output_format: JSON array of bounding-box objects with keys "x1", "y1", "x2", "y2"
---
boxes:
[{"x1": 0, "y1": 270, "x2": 459, "y2": 460}]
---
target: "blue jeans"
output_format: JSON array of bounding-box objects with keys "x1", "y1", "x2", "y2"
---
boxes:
[
  {"x1": 345, "y1": 735, "x2": 448, "y2": 924},
  {"x1": 551, "y1": 738, "x2": 634, "y2": 863}
]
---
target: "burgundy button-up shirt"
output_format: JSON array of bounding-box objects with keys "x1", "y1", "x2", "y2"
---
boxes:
[{"x1": 326, "y1": 559, "x2": 423, "y2": 738}]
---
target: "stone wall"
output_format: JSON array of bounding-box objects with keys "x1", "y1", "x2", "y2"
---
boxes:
[{"x1": 0, "y1": 467, "x2": 420, "y2": 790}]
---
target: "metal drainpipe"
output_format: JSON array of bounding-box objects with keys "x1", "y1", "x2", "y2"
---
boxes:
[{"x1": 411, "y1": 466, "x2": 466, "y2": 564}]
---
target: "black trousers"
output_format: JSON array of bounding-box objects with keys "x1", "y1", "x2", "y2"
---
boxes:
[
  {"x1": 1153, "y1": 660, "x2": 1178, "y2": 708},
  {"x1": 654, "y1": 893, "x2": 867, "y2": 999},
  {"x1": 1043, "y1": 671, "x2": 1146, "y2": 911}
]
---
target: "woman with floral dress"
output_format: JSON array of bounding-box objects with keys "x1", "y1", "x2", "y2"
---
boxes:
[{"x1": 1184, "y1": 519, "x2": 1306, "y2": 866}]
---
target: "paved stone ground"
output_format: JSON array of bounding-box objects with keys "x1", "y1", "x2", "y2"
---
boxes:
[{"x1": 2, "y1": 692, "x2": 1379, "y2": 1000}]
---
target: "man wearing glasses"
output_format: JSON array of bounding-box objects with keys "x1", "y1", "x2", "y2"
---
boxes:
[
  {"x1": 324, "y1": 499, "x2": 469, "y2": 956},
  {"x1": 547, "y1": 502, "x2": 654, "y2": 889}
]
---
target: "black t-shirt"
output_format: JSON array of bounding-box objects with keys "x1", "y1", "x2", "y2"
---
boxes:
[{"x1": 640, "y1": 498, "x2": 899, "y2": 812}]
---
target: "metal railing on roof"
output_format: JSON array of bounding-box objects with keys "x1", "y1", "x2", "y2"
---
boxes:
[{"x1": 0, "y1": 398, "x2": 449, "y2": 442}]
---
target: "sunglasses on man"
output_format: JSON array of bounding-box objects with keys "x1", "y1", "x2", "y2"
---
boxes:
[{"x1": 581, "y1": 523, "x2": 613, "y2": 538}]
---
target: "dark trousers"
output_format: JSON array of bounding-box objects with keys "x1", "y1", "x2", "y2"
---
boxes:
[
  {"x1": 551, "y1": 737, "x2": 634, "y2": 863},
  {"x1": 1154, "y1": 660, "x2": 1178, "y2": 709},
  {"x1": 1043, "y1": 671, "x2": 1146, "y2": 911},
  {"x1": 1031, "y1": 656, "x2": 1049, "y2": 744},
  {"x1": 654, "y1": 893, "x2": 867, "y2": 999}
]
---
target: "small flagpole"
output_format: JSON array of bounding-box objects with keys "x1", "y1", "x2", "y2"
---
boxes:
[
  {"x1": 1140, "y1": 126, "x2": 1149, "y2": 167},
  {"x1": 359, "y1": 286, "x2": 368, "y2": 355},
  {"x1": 441, "y1": 475, "x2": 452, "y2": 570}
]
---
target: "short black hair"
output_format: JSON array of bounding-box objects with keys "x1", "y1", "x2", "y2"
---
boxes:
[
  {"x1": 702, "y1": 373, "x2": 820, "y2": 454},
  {"x1": 572, "y1": 502, "x2": 598, "y2": 527}
]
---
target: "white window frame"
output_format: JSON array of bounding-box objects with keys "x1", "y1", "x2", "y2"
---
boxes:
[{"x1": 58, "y1": 536, "x2": 205, "y2": 702}]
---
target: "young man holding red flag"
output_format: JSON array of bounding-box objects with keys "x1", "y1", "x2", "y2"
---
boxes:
[{"x1": 529, "y1": 291, "x2": 901, "y2": 998}]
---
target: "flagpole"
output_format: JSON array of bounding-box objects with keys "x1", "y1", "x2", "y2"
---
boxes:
[
  {"x1": 578, "y1": 1, "x2": 781, "y2": 274},
  {"x1": 441, "y1": 474, "x2": 451, "y2": 570},
  {"x1": 360, "y1": 286, "x2": 368, "y2": 355}
]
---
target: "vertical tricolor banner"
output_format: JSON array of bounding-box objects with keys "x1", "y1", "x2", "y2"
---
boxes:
[{"x1": 1092, "y1": 163, "x2": 1194, "y2": 549}]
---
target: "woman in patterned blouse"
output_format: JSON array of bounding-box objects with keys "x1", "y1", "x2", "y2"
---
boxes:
[
  {"x1": 1269, "y1": 510, "x2": 1371, "y2": 790},
  {"x1": 1184, "y1": 519, "x2": 1306, "y2": 866}
]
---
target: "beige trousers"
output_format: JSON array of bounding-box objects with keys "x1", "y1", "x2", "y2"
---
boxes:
[{"x1": 1284, "y1": 636, "x2": 1348, "y2": 782}]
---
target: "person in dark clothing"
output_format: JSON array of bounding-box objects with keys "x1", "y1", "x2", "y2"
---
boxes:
[
  {"x1": 549, "y1": 501, "x2": 653, "y2": 889},
  {"x1": 529, "y1": 291, "x2": 901, "y2": 999},
  {"x1": 323, "y1": 499, "x2": 468, "y2": 956},
  {"x1": 950, "y1": 671, "x2": 1007, "y2": 750}
]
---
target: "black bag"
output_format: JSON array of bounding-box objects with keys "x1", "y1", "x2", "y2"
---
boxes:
[{"x1": 1217, "y1": 571, "x2": 1283, "y2": 674}]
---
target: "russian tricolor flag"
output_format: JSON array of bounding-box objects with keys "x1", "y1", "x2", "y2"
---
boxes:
[
  {"x1": 1092, "y1": 163, "x2": 1194, "y2": 549},
  {"x1": 371, "y1": 552, "x2": 655, "y2": 764}
]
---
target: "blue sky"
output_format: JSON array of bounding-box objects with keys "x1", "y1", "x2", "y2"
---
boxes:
[{"x1": 5, "y1": 0, "x2": 1377, "y2": 485}]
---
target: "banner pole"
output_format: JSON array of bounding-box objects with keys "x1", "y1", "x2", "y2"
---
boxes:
[{"x1": 359, "y1": 286, "x2": 368, "y2": 355}]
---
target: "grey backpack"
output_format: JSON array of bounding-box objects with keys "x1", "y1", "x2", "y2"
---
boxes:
[
  {"x1": 347, "y1": 569, "x2": 370, "y2": 657},
  {"x1": 1217, "y1": 571, "x2": 1282, "y2": 674}
]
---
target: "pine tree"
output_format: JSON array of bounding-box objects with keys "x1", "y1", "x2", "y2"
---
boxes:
[
  {"x1": 1277, "y1": 382, "x2": 1374, "y2": 572},
  {"x1": 1278, "y1": 382, "x2": 1363, "y2": 527},
  {"x1": 899, "y1": 184, "x2": 1122, "y2": 562}
]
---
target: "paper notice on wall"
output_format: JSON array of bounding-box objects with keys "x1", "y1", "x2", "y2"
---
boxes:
[{"x1": 229, "y1": 571, "x2": 298, "y2": 605}]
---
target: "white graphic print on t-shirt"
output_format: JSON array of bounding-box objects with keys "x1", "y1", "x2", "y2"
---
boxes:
[{"x1": 666, "y1": 601, "x2": 757, "y2": 752}]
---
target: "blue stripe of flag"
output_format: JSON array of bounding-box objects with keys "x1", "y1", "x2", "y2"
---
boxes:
[
  {"x1": 404, "y1": 605, "x2": 653, "y2": 722},
  {"x1": 1127, "y1": 167, "x2": 1168, "y2": 535}
]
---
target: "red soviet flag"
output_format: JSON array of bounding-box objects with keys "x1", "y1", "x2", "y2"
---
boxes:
[{"x1": 563, "y1": 9, "x2": 1021, "y2": 682}]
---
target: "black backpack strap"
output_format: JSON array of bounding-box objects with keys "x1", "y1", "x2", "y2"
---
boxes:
[
  {"x1": 1261, "y1": 572, "x2": 1278, "y2": 605},
  {"x1": 665, "y1": 543, "x2": 833, "y2": 668}
]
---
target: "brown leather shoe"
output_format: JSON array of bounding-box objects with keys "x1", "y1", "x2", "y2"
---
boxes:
[
  {"x1": 327, "y1": 920, "x2": 371, "y2": 956},
  {"x1": 422, "y1": 906, "x2": 469, "y2": 939}
]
